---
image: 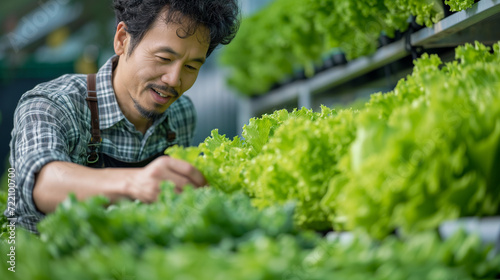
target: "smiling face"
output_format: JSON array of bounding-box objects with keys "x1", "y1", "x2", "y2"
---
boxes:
[{"x1": 112, "y1": 10, "x2": 209, "y2": 129}]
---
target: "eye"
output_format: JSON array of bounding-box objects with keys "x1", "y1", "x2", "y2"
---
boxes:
[
  {"x1": 157, "y1": 56, "x2": 171, "y2": 62},
  {"x1": 185, "y1": 65, "x2": 198, "y2": 71}
]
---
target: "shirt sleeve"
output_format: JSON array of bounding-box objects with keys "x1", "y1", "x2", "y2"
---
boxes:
[{"x1": 8, "y1": 91, "x2": 77, "y2": 233}]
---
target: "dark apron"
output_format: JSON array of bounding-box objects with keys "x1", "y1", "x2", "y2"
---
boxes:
[{"x1": 85, "y1": 74, "x2": 176, "y2": 168}]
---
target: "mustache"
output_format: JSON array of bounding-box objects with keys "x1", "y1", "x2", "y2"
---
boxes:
[{"x1": 148, "y1": 84, "x2": 179, "y2": 97}]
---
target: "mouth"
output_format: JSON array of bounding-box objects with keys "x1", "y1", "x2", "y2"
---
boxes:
[
  {"x1": 148, "y1": 85, "x2": 180, "y2": 106},
  {"x1": 151, "y1": 87, "x2": 171, "y2": 98},
  {"x1": 149, "y1": 86, "x2": 177, "y2": 106}
]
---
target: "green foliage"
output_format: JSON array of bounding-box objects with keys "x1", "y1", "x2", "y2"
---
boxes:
[
  {"x1": 1, "y1": 223, "x2": 499, "y2": 279},
  {"x1": 0, "y1": 185, "x2": 317, "y2": 279},
  {"x1": 167, "y1": 130, "x2": 248, "y2": 193},
  {"x1": 323, "y1": 41, "x2": 500, "y2": 238},
  {"x1": 220, "y1": 0, "x2": 459, "y2": 95},
  {"x1": 2, "y1": 181, "x2": 500, "y2": 279},
  {"x1": 310, "y1": 230, "x2": 500, "y2": 279},
  {"x1": 173, "y1": 42, "x2": 500, "y2": 238},
  {"x1": 445, "y1": 0, "x2": 476, "y2": 11},
  {"x1": 1, "y1": 129, "x2": 500, "y2": 278},
  {"x1": 244, "y1": 108, "x2": 357, "y2": 230},
  {"x1": 167, "y1": 107, "x2": 357, "y2": 230},
  {"x1": 38, "y1": 182, "x2": 300, "y2": 258}
]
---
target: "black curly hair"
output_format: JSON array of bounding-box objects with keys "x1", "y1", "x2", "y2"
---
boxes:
[{"x1": 113, "y1": 0, "x2": 240, "y2": 57}]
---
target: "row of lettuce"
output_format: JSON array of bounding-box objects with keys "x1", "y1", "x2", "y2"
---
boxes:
[
  {"x1": 220, "y1": 0, "x2": 477, "y2": 95},
  {"x1": 172, "y1": 42, "x2": 500, "y2": 238},
  {"x1": 1, "y1": 185, "x2": 499, "y2": 279},
  {"x1": 1, "y1": 42, "x2": 499, "y2": 278}
]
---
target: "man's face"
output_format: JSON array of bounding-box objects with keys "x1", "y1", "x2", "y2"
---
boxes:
[{"x1": 113, "y1": 14, "x2": 209, "y2": 120}]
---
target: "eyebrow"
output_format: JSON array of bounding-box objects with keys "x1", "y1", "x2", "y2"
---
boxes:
[{"x1": 157, "y1": 46, "x2": 206, "y2": 64}]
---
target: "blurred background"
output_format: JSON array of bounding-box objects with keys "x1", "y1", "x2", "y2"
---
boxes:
[{"x1": 0, "y1": 0, "x2": 272, "y2": 172}]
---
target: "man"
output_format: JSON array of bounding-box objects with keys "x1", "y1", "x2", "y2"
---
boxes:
[{"x1": 7, "y1": 0, "x2": 240, "y2": 233}]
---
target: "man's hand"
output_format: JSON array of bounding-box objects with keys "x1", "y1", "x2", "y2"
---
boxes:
[
  {"x1": 126, "y1": 156, "x2": 207, "y2": 202},
  {"x1": 33, "y1": 158, "x2": 207, "y2": 214}
]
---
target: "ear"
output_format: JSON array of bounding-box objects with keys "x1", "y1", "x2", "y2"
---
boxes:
[{"x1": 114, "y1": 21, "x2": 130, "y2": 56}]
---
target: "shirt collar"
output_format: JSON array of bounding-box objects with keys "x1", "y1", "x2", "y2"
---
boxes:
[{"x1": 95, "y1": 55, "x2": 169, "y2": 130}]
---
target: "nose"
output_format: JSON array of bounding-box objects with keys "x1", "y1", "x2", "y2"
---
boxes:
[{"x1": 160, "y1": 64, "x2": 182, "y2": 88}]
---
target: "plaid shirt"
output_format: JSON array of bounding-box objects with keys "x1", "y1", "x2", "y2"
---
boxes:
[{"x1": 6, "y1": 55, "x2": 197, "y2": 233}]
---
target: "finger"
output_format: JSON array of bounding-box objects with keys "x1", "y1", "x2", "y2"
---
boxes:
[
  {"x1": 146, "y1": 156, "x2": 207, "y2": 188},
  {"x1": 166, "y1": 158, "x2": 207, "y2": 187},
  {"x1": 158, "y1": 170, "x2": 195, "y2": 192},
  {"x1": 129, "y1": 182, "x2": 161, "y2": 203},
  {"x1": 125, "y1": 172, "x2": 161, "y2": 203}
]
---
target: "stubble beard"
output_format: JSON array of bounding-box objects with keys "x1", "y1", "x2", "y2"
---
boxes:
[
  {"x1": 130, "y1": 84, "x2": 179, "y2": 120},
  {"x1": 132, "y1": 98, "x2": 164, "y2": 120}
]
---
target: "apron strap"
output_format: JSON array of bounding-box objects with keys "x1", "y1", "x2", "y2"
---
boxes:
[
  {"x1": 86, "y1": 74, "x2": 101, "y2": 164},
  {"x1": 167, "y1": 117, "x2": 176, "y2": 142},
  {"x1": 84, "y1": 72, "x2": 175, "y2": 168}
]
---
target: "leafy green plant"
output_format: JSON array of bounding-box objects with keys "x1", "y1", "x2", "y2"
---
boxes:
[
  {"x1": 445, "y1": 0, "x2": 476, "y2": 11},
  {"x1": 37, "y1": 182, "x2": 302, "y2": 258},
  {"x1": 220, "y1": 0, "x2": 478, "y2": 96},
  {"x1": 2, "y1": 224, "x2": 499, "y2": 279},
  {"x1": 167, "y1": 106, "x2": 357, "y2": 230},
  {"x1": 172, "y1": 42, "x2": 500, "y2": 238},
  {"x1": 323, "y1": 42, "x2": 500, "y2": 238}
]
